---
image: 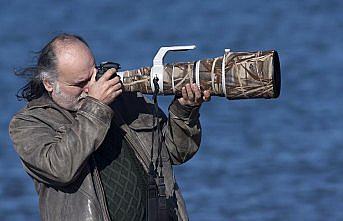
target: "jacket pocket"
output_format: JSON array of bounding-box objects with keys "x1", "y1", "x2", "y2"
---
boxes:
[{"x1": 61, "y1": 188, "x2": 103, "y2": 220}]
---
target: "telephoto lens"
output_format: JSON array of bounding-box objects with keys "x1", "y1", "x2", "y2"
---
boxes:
[{"x1": 116, "y1": 50, "x2": 281, "y2": 100}]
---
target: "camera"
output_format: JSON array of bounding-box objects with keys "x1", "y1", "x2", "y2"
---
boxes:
[{"x1": 95, "y1": 61, "x2": 121, "y2": 81}]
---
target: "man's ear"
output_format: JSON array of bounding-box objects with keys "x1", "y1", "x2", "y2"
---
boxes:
[{"x1": 43, "y1": 79, "x2": 54, "y2": 92}]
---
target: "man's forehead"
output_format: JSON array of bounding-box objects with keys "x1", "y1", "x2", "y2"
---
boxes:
[
  {"x1": 55, "y1": 42, "x2": 95, "y2": 81},
  {"x1": 59, "y1": 61, "x2": 94, "y2": 81},
  {"x1": 55, "y1": 40, "x2": 93, "y2": 59}
]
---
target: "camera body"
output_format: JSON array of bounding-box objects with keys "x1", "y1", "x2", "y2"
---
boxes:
[{"x1": 95, "y1": 61, "x2": 121, "y2": 81}]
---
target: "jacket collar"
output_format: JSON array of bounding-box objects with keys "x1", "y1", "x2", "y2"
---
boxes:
[
  {"x1": 26, "y1": 93, "x2": 77, "y2": 122},
  {"x1": 27, "y1": 93, "x2": 57, "y2": 109}
]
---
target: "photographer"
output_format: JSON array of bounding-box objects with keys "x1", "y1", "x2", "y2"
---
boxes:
[{"x1": 9, "y1": 33, "x2": 210, "y2": 221}]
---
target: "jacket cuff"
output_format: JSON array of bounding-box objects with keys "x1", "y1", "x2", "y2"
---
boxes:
[
  {"x1": 169, "y1": 98, "x2": 200, "y2": 120},
  {"x1": 77, "y1": 96, "x2": 114, "y2": 124}
]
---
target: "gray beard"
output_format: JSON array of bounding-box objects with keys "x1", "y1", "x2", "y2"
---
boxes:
[{"x1": 53, "y1": 82, "x2": 87, "y2": 111}]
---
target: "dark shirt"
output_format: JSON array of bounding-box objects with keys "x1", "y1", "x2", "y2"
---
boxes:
[{"x1": 95, "y1": 123, "x2": 148, "y2": 221}]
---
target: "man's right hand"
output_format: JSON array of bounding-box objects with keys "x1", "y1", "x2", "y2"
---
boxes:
[{"x1": 86, "y1": 68, "x2": 122, "y2": 105}]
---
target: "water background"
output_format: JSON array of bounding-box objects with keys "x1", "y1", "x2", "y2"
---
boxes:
[{"x1": 1, "y1": 0, "x2": 343, "y2": 220}]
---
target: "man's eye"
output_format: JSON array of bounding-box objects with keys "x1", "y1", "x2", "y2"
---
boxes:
[{"x1": 75, "y1": 81, "x2": 87, "y2": 88}]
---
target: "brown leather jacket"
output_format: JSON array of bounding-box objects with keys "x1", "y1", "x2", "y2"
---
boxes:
[{"x1": 9, "y1": 92, "x2": 201, "y2": 221}]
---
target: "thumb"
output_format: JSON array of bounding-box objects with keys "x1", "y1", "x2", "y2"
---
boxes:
[{"x1": 90, "y1": 68, "x2": 97, "y2": 83}]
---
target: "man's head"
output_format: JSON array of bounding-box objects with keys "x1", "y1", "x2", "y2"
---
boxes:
[
  {"x1": 41, "y1": 35, "x2": 95, "y2": 111},
  {"x1": 17, "y1": 34, "x2": 95, "y2": 111}
]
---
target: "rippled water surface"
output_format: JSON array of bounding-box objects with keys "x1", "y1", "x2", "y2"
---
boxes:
[{"x1": 1, "y1": 0, "x2": 343, "y2": 220}]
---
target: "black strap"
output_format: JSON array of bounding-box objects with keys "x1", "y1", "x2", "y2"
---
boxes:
[{"x1": 147, "y1": 77, "x2": 169, "y2": 221}]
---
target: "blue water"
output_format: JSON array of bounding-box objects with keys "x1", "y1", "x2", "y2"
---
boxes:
[{"x1": 1, "y1": 0, "x2": 343, "y2": 220}]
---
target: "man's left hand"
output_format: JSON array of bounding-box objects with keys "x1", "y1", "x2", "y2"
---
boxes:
[{"x1": 178, "y1": 83, "x2": 211, "y2": 107}]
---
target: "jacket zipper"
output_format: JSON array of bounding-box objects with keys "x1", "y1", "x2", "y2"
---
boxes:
[
  {"x1": 92, "y1": 156, "x2": 112, "y2": 221},
  {"x1": 124, "y1": 130, "x2": 149, "y2": 172}
]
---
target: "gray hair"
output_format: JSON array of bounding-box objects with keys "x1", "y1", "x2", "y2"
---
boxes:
[{"x1": 16, "y1": 33, "x2": 89, "y2": 101}]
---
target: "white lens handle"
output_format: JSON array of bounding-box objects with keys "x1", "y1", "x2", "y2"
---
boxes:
[{"x1": 150, "y1": 45, "x2": 196, "y2": 94}]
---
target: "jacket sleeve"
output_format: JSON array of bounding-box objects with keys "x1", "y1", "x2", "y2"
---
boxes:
[
  {"x1": 9, "y1": 97, "x2": 113, "y2": 186},
  {"x1": 163, "y1": 98, "x2": 202, "y2": 165}
]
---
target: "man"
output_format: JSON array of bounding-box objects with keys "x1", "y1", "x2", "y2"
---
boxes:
[{"x1": 9, "y1": 33, "x2": 210, "y2": 221}]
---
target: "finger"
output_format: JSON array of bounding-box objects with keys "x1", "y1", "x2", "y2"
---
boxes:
[
  {"x1": 101, "y1": 76, "x2": 121, "y2": 92},
  {"x1": 111, "y1": 81, "x2": 122, "y2": 91},
  {"x1": 110, "y1": 88, "x2": 123, "y2": 99},
  {"x1": 90, "y1": 68, "x2": 97, "y2": 83},
  {"x1": 106, "y1": 82, "x2": 122, "y2": 95},
  {"x1": 185, "y1": 84, "x2": 194, "y2": 101},
  {"x1": 107, "y1": 75, "x2": 121, "y2": 86},
  {"x1": 181, "y1": 86, "x2": 187, "y2": 99},
  {"x1": 105, "y1": 86, "x2": 122, "y2": 101},
  {"x1": 191, "y1": 84, "x2": 202, "y2": 104},
  {"x1": 192, "y1": 83, "x2": 202, "y2": 99},
  {"x1": 203, "y1": 90, "x2": 211, "y2": 102},
  {"x1": 100, "y1": 68, "x2": 117, "y2": 81}
]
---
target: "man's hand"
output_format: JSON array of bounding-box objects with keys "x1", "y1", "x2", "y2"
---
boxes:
[
  {"x1": 178, "y1": 83, "x2": 211, "y2": 106},
  {"x1": 87, "y1": 68, "x2": 122, "y2": 105}
]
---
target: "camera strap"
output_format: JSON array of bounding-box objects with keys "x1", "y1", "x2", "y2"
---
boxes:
[{"x1": 147, "y1": 77, "x2": 168, "y2": 221}]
